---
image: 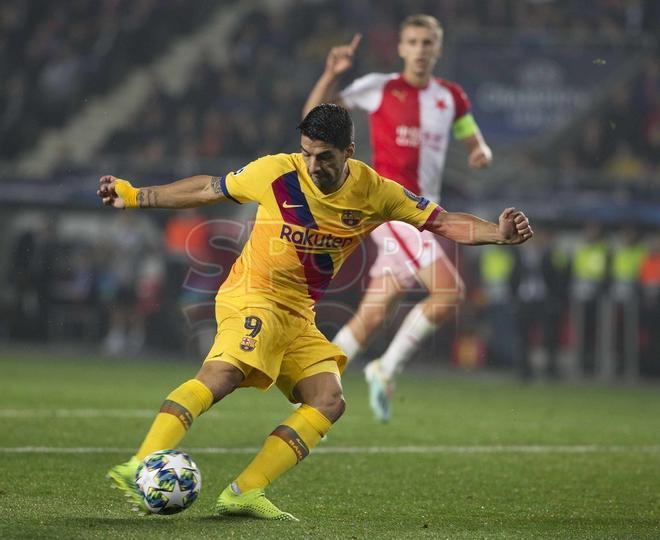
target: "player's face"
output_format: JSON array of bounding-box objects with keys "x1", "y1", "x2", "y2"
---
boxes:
[
  {"x1": 300, "y1": 135, "x2": 355, "y2": 191},
  {"x1": 398, "y1": 25, "x2": 441, "y2": 77}
]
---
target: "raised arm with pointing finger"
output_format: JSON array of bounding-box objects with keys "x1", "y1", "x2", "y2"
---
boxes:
[{"x1": 303, "y1": 33, "x2": 361, "y2": 117}]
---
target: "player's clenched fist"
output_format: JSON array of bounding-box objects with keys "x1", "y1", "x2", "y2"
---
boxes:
[
  {"x1": 498, "y1": 207, "x2": 533, "y2": 244},
  {"x1": 97, "y1": 175, "x2": 139, "y2": 209},
  {"x1": 97, "y1": 175, "x2": 123, "y2": 208},
  {"x1": 468, "y1": 144, "x2": 493, "y2": 169}
]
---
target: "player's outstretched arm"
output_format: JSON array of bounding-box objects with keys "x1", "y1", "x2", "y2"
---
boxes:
[
  {"x1": 302, "y1": 33, "x2": 361, "y2": 117},
  {"x1": 428, "y1": 207, "x2": 533, "y2": 245},
  {"x1": 97, "y1": 174, "x2": 228, "y2": 209}
]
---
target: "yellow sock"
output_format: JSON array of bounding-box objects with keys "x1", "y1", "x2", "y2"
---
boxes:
[
  {"x1": 235, "y1": 404, "x2": 332, "y2": 493},
  {"x1": 136, "y1": 379, "x2": 213, "y2": 459}
]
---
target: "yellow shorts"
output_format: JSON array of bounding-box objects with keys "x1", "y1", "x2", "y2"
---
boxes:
[{"x1": 204, "y1": 294, "x2": 347, "y2": 401}]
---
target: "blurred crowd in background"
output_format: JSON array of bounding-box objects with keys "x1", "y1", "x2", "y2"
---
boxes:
[
  {"x1": 2, "y1": 0, "x2": 658, "y2": 180},
  {"x1": 4, "y1": 210, "x2": 660, "y2": 380},
  {"x1": 0, "y1": 0, "x2": 217, "y2": 159},
  {"x1": 550, "y1": 58, "x2": 659, "y2": 185},
  {"x1": 1, "y1": 0, "x2": 659, "y2": 380}
]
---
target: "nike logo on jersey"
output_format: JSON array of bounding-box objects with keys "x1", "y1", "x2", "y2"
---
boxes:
[{"x1": 282, "y1": 201, "x2": 304, "y2": 209}]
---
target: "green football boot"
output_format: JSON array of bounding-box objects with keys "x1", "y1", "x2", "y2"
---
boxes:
[
  {"x1": 106, "y1": 456, "x2": 147, "y2": 514},
  {"x1": 215, "y1": 484, "x2": 299, "y2": 522}
]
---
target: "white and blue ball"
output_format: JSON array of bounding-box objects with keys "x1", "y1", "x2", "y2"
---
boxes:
[{"x1": 135, "y1": 449, "x2": 201, "y2": 515}]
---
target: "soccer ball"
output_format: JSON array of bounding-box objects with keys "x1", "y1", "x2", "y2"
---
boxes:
[{"x1": 135, "y1": 449, "x2": 202, "y2": 515}]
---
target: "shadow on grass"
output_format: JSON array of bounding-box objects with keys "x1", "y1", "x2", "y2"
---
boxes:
[
  {"x1": 6, "y1": 513, "x2": 659, "y2": 540},
  {"x1": 76, "y1": 515, "x2": 264, "y2": 524}
]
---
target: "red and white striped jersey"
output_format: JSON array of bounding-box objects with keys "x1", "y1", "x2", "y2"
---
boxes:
[{"x1": 340, "y1": 73, "x2": 471, "y2": 201}]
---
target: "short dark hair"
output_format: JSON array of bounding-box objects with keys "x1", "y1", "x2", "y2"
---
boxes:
[{"x1": 298, "y1": 103, "x2": 354, "y2": 150}]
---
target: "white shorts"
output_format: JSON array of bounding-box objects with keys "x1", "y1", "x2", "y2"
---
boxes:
[{"x1": 369, "y1": 221, "x2": 445, "y2": 288}]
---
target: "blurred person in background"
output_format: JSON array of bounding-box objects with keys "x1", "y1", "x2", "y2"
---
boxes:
[
  {"x1": 639, "y1": 233, "x2": 660, "y2": 376},
  {"x1": 134, "y1": 245, "x2": 166, "y2": 349},
  {"x1": 304, "y1": 14, "x2": 493, "y2": 421},
  {"x1": 48, "y1": 240, "x2": 99, "y2": 342},
  {"x1": 609, "y1": 225, "x2": 647, "y2": 378},
  {"x1": 515, "y1": 228, "x2": 568, "y2": 380},
  {"x1": 7, "y1": 216, "x2": 57, "y2": 341},
  {"x1": 569, "y1": 222, "x2": 610, "y2": 377},
  {"x1": 164, "y1": 208, "x2": 216, "y2": 356},
  {"x1": 101, "y1": 211, "x2": 160, "y2": 356},
  {"x1": 478, "y1": 244, "x2": 521, "y2": 371}
]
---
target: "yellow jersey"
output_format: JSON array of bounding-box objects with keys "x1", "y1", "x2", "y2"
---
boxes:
[{"x1": 216, "y1": 153, "x2": 443, "y2": 320}]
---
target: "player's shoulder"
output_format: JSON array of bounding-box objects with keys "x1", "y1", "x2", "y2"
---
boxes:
[
  {"x1": 249, "y1": 153, "x2": 297, "y2": 174},
  {"x1": 433, "y1": 78, "x2": 471, "y2": 113},
  {"x1": 343, "y1": 159, "x2": 398, "y2": 214},
  {"x1": 255, "y1": 152, "x2": 295, "y2": 166},
  {"x1": 434, "y1": 78, "x2": 469, "y2": 97},
  {"x1": 348, "y1": 158, "x2": 397, "y2": 196},
  {"x1": 434, "y1": 77, "x2": 464, "y2": 90},
  {"x1": 346, "y1": 72, "x2": 399, "y2": 91},
  {"x1": 348, "y1": 157, "x2": 379, "y2": 182}
]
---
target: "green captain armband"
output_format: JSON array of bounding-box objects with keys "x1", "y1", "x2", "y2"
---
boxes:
[
  {"x1": 114, "y1": 179, "x2": 139, "y2": 208},
  {"x1": 452, "y1": 113, "x2": 479, "y2": 140}
]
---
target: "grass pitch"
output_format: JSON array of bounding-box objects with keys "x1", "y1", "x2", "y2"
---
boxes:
[{"x1": 1, "y1": 349, "x2": 659, "y2": 539}]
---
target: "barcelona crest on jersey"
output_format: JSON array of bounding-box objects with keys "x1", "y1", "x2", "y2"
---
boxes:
[
  {"x1": 341, "y1": 209, "x2": 362, "y2": 227},
  {"x1": 240, "y1": 337, "x2": 257, "y2": 352}
]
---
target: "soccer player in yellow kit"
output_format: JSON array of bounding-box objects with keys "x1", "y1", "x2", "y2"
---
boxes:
[{"x1": 99, "y1": 104, "x2": 532, "y2": 521}]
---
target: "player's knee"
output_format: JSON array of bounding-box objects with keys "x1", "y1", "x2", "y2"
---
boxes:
[
  {"x1": 195, "y1": 360, "x2": 245, "y2": 402},
  {"x1": 428, "y1": 286, "x2": 465, "y2": 307},
  {"x1": 198, "y1": 378, "x2": 238, "y2": 403},
  {"x1": 310, "y1": 390, "x2": 346, "y2": 423},
  {"x1": 326, "y1": 394, "x2": 346, "y2": 423}
]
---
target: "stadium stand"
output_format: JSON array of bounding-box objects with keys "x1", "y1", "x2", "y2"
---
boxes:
[{"x1": 0, "y1": 1, "x2": 224, "y2": 160}]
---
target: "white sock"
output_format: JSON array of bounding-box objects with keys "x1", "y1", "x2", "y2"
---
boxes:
[
  {"x1": 379, "y1": 304, "x2": 438, "y2": 380},
  {"x1": 333, "y1": 326, "x2": 362, "y2": 364}
]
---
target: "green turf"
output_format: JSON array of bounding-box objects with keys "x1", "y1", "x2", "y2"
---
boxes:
[{"x1": 1, "y1": 350, "x2": 659, "y2": 539}]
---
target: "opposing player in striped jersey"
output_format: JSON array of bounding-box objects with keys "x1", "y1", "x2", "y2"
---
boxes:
[
  {"x1": 304, "y1": 14, "x2": 493, "y2": 422},
  {"x1": 100, "y1": 104, "x2": 531, "y2": 520}
]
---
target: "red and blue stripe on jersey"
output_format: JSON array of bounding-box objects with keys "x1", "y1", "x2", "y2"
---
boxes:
[{"x1": 271, "y1": 171, "x2": 334, "y2": 301}]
